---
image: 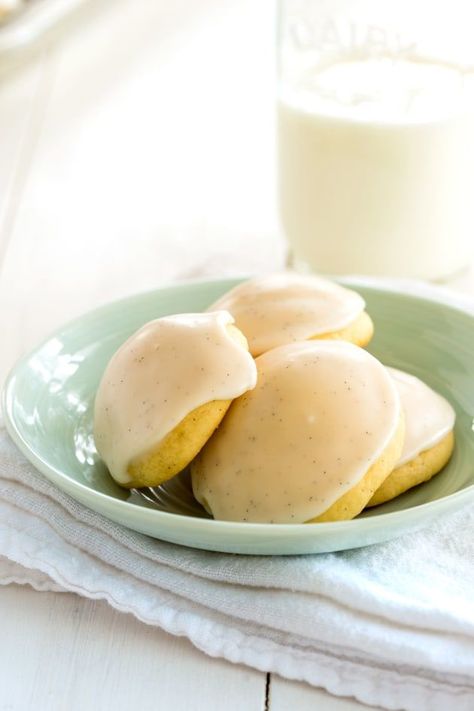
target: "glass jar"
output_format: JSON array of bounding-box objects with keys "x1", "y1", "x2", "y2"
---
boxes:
[{"x1": 277, "y1": 0, "x2": 474, "y2": 279}]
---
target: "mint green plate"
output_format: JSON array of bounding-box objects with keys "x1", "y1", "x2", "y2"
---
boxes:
[{"x1": 3, "y1": 278, "x2": 474, "y2": 554}]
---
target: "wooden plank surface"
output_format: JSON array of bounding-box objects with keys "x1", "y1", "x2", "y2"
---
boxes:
[
  {"x1": 270, "y1": 676, "x2": 381, "y2": 711},
  {"x1": 0, "y1": 585, "x2": 266, "y2": 711}
]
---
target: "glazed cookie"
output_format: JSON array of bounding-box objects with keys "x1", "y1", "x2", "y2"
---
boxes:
[
  {"x1": 191, "y1": 341, "x2": 403, "y2": 523},
  {"x1": 207, "y1": 272, "x2": 373, "y2": 357},
  {"x1": 94, "y1": 311, "x2": 257, "y2": 488},
  {"x1": 367, "y1": 368, "x2": 455, "y2": 507}
]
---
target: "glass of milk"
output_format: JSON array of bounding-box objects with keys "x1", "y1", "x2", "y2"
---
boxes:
[{"x1": 278, "y1": 0, "x2": 474, "y2": 279}]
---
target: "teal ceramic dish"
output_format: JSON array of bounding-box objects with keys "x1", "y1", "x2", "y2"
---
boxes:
[{"x1": 3, "y1": 278, "x2": 474, "y2": 555}]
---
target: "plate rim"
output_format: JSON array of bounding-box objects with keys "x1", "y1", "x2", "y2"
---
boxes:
[{"x1": 3, "y1": 275, "x2": 474, "y2": 540}]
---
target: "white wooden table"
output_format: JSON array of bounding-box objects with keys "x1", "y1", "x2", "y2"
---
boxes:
[{"x1": 0, "y1": 1, "x2": 472, "y2": 708}]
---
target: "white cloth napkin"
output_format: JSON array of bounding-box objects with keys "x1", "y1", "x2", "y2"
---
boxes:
[{"x1": 1, "y1": 278, "x2": 474, "y2": 711}]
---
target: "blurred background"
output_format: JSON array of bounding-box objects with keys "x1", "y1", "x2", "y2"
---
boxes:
[
  {"x1": 0, "y1": 0, "x2": 283, "y2": 383},
  {"x1": 2, "y1": 0, "x2": 474, "y2": 384}
]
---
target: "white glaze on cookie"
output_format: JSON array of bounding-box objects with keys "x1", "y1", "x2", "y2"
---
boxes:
[
  {"x1": 208, "y1": 273, "x2": 365, "y2": 356},
  {"x1": 192, "y1": 340, "x2": 400, "y2": 523},
  {"x1": 94, "y1": 311, "x2": 257, "y2": 484},
  {"x1": 388, "y1": 367, "x2": 455, "y2": 466}
]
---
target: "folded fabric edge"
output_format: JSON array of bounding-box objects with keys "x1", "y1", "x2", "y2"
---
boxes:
[
  {"x1": 2, "y1": 456, "x2": 473, "y2": 645},
  {"x1": 0, "y1": 557, "x2": 67, "y2": 593},
  {"x1": 1, "y1": 550, "x2": 472, "y2": 711},
  {"x1": 2, "y1": 479, "x2": 473, "y2": 681},
  {"x1": 1, "y1": 508, "x2": 474, "y2": 711}
]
